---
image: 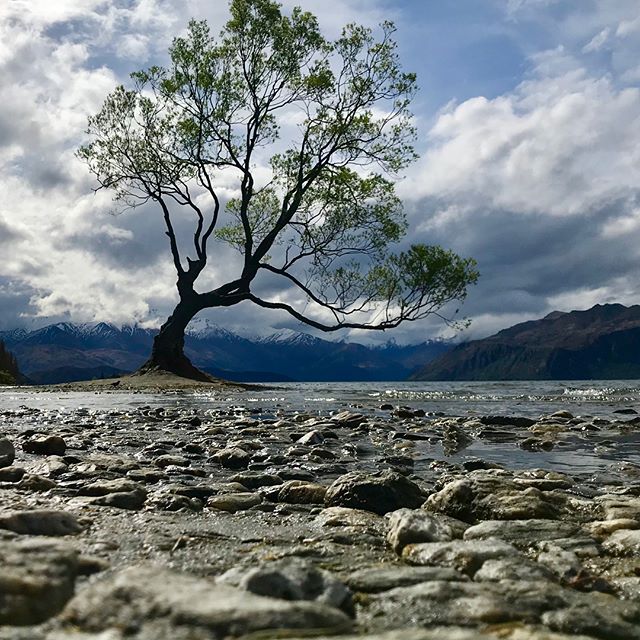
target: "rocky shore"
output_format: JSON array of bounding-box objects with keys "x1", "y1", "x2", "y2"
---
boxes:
[{"x1": 1, "y1": 392, "x2": 640, "y2": 639}]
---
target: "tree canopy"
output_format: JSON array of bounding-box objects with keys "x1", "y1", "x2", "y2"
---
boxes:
[{"x1": 78, "y1": 0, "x2": 478, "y2": 378}]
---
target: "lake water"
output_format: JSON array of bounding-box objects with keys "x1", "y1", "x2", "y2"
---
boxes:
[
  {"x1": 2, "y1": 380, "x2": 640, "y2": 475},
  {"x1": 2, "y1": 379, "x2": 639, "y2": 418}
]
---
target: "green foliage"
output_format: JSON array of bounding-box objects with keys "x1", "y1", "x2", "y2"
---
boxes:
[{"x1": 78, "y1": 0, "x2": 478, "y2": 333}]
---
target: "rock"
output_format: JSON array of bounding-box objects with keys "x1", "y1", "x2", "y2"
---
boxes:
[
  {"x1": 60, "y1": 566, "x2": 352, "y2": 637},
  {"x1": 210, "y1": 447, "x2": 252, "y2": 469},
  {"x1": 602, "y1": 529, "x2": 640, "y2": 556},
  {"x1": 23, "y1": 435, "x2": 66, "y2": 456},
  {"x1": 207, "y1": 492, "x2": 262, "y2": 512},
  {"x1": 463, "y1": 519, "x2": 581, "y2": 547},
  {"x1": 588, "y1": 519, "x2": 639, "y2": 539},
  {"x1": 218, "y1": 558, "x2": 353, "y2": 614},
  {"x1": 402, "y1": 538, "x2": 522, "y2": 576},
  {"x1": 542, "y1": 596, "x2": 640, "y2": 639},
  {"x1": 297, "y1": 430, "x2": 325, "y2": 445},
  {"x1": 277, "y1": 480, "x2": 328, "y2": 504},
  {"x1": 154, "y1": 454, "x2": 190, "y2": 468},
  {"x1": 596, "y1": 495, "x2": 640, "y2": 521},
  {"x1": 364, "y1": 579, "x2": 568, "y2": 629},
  {"x1": 345, "y1": 566, "x2": 466, "y2": 593},
  {"x1": 0, "y1": 539, "x2": 78, "y2": 625},
  {"x1": 78, "y1": 478, "x2": 145, "y2": 496},
  {"x1": 316, "y1": 506, "x2": 386, "y2": 534},
  {"x1": 479, "y1": 415, "x2": 536, "y2": 428},
  {"x1": 330, "y1": 411, "x2": 367, "y2": 428},
  {"x1": 90, "y1": 488, "x2": 147, "y2": 510},
  {"x1": 0, "y1": 437, "x2": 15, "y2": 467},
  {"x1": 0, "y1": 510, "x2": 84, "y2": 536},
  {"x1": 17, "y1": 474, "x2": 57, "y2": 492},
  {"x1": 425, "y1": 472, "x2": 567, "y2": 523},
  {"x1": 387, "y1": 509, "x2": 468, "y2": 553},
  {"x1": 474, "y1": 558, "x2": 553, "y2": 582},
  {"x1": 229, "y1": 471, "x2": 283, "y2": 490},
  {"x1": 0, "y1": 466, "x2": 25, "y2": 482},
  {"x1": 325, "y1": 471, "x2": 424, "y2": 515}
]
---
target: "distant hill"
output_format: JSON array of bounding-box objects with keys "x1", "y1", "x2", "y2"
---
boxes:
[
  {"x1": 0, "y1": 321, "x2": 449, "y2": 384},
  {"x1": 0, "y1": 340, "x2": 21, "y2": 384},
  {"x1": 412, "y1": 303, "x2": 640, "y2": 381}
]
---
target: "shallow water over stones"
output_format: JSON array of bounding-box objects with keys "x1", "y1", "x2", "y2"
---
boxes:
[{"x1": 1, "y1": 389, "x2": 640, "y2": 638}]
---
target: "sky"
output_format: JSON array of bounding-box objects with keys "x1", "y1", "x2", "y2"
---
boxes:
[{"x1": 0, "y1": 0, "x2": 639, "y2": 344}]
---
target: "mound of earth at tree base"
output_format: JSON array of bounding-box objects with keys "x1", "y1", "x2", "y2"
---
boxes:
[
  {"x1": 39, "y1": 369, "x2": 253, "y2": 392},
  {"x1": 1, "y1": 398, "x2": 640, "y2": 638}
]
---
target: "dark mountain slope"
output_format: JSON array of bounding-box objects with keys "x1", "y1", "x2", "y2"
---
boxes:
[{"x1": 413, "y1": 304, "x2": 640, "y2": 381}]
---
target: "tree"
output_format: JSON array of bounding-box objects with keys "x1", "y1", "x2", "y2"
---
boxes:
[{"x1": 79, "y1": 0, "x2": 478, "y2": 381}]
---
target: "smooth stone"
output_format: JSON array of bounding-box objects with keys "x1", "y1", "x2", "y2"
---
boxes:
[
  {"x1": 229, "y1": 471, "x2": 283, "y2": 490},
  {"x1": 0, "y1": 437, "x2": 15, "y2": 467},
  {"x1": 0, "y1": 510, "x2": 83, "y2": 536},
  {"x1": 23, "y1": 436, "x2": 66, "y2": 456},
  {"x1": 154, "y1": 454, "x2": 190, "y2": 468},
  {"x1": 346, "y1": 566, "x2": 466, "y2": 593},
  {"x1": 210, "y1": 447, "x2": 252, "y2": 469},
  {"x1": 0, "y1": 539, "x2": 78, "y2": 625},
  {"x1": 0, "y1": 466, "x2": 25, "y2": 482},
  {"x1": 463, "y1": 519, "x2": 581, "y2": 547},
  {"x1": 207, "y1": 492, "x2": 262, "y2": 513},
  {"x1": 17, "y1": 474, "x2": 57, "y2": 492},
  {"x1": 217, "y1": 558, "x2": 353, "y2": 615},
  {"x1": 60, "y1": 566, "x2": 352, "y2": 637},
  {"x1": 325, "y1": 470, "x2": 424, "y2": 515},
  {"x1": 89, "y1": 488, "x2": 147, "y2": 510},
  {"x1": 402, "y1": 538, "x2": 522, "y2": 576},
  {"x1": 277, "y1": 480, "x2": 328, "y2": 504},
  {"x1": 387, "y1": 509, "x2": 469, "y2": 553},
  {"x1": 78, "y1": 478, "x2": 145, "y2": 496}
]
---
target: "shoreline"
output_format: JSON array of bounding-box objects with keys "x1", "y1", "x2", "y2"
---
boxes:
[{"x1": 1, "y1": 394, "x2": 640, "y2": 638}]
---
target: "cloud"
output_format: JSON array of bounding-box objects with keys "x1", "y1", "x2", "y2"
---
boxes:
[{"x1": 1, "y1": 0, "x2": 639, "y2": 346}]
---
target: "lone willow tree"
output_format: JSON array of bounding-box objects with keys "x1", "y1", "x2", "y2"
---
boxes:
[{"x1": 79, "y1": 0, "x2": 478, "y2": 380}]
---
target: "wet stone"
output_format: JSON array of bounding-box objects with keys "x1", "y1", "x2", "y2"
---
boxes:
[
  {"x1": 325, "y1": 470, "x2": 424, "y2": 515},
  {"x1": 207, "y1": 492, "x2": 262, "y2": 512},
  {"x1": 23, "y1": 435, "x2": 66, "y2": 456},
  {"x1": 0, "y1": 436, "x2": 15, "y2": 468},
  {"x1": 463, "y1": 519, "x2": 581, "y2": 547},
  {"x1": 0, "y1": 510, "x2": 84, "y2": 536}
]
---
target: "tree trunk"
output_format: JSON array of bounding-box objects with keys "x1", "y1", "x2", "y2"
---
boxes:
[{"x1": 137, "y1": 298, "x2": 212, "y2": 381}]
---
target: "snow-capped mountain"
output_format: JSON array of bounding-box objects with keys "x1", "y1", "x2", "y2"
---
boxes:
[{"x1": 1, "y1": 322, "x2": 450, "y2": 384}]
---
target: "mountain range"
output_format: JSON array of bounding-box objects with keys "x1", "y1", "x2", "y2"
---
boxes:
[
  {"x1": 413, "y1": 303, "x2": 640, "y2": 381},
  {"x1": 0, "y1": 321, "x2": 449, "y2": 384}
]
